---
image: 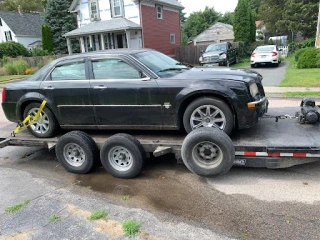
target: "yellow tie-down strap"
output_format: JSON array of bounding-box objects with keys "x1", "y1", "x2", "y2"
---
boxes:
[{"x1": 12, "y1": 100, "x2": 47, "y2": 136}]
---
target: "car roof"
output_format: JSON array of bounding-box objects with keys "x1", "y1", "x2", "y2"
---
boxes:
[{"x1": 57, "y1": 48, "x2": 152, "y2": 62}]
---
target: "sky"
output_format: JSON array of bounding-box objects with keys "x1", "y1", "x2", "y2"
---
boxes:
[{"x1": 179, "y1": 0, "x2": 238, "y2": 16}]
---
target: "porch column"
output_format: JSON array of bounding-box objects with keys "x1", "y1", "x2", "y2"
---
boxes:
[
  {"x1": 80, "y1": 36, "x2": 85, "y2": 53},
  {"x1": 125, "y1": 30, "x2": 130, "y2": 49},
  {"x1": 95, "y1": 34, "x2": 100, "y2": 50},
  {"x1": 89, "y1": 35, "x2": 93, "y2": 48},
  {"x1": 66, "y1": 37, "x2": 73, "y2": 55},
  {"x1": 100, "y1": 33, "x2": 105, "y2": 50}
]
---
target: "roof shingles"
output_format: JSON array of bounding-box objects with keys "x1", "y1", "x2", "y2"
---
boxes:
[{"x1": 0, "y1": 10, "x2": 43, "y2": 37}]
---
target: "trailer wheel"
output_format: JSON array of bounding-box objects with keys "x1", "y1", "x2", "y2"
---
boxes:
[
  {"x1": 100, "y1": 134, "x2": 145, "y2": 179},
  {"x1": 181, "y1": 128, "x2": 235, "y2": 177},
  {"x1": 56, "y1": 131, "x2": 99, "y2": 174}
]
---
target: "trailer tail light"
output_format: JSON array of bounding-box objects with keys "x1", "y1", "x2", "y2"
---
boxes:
[
  {"x1": 1, "y1": 87, "x2": 5, "y2": 102},
  {"x1": 272, "y1": 51, "x2": 278, "y2": 56}
]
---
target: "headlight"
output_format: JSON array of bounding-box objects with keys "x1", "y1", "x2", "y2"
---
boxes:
[
  {"x1": 219, "y1": 54, "x2": 226, "y2": 59},
  {"x1": 249, "y1": 83, "x2": 259, "y2": 97},
  {"x1": 199, "y1": 56, "x2": 203, "y2": 62}
]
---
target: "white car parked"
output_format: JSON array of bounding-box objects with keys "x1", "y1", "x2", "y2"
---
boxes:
[{"x1": 250, "y1": 45, "x2": 282, "y2": 68}]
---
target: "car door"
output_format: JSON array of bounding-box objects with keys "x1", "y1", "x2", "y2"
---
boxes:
[
  {"x1": 89, "y1": 57, "x2": 162, "y2": 127},
  {"x1": 40, "y1": 59, "x2": 95, "y2": 125}
]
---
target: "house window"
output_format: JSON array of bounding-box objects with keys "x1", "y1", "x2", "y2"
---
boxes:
[
  {"x1": 156, "y1": 5, "x2": 163, "y2": 19},
  {"x1": 89, "y1": 0, "x2": 99, "y2": 20},
  {"x1": 5, "y1": 31, "x2": 12, "y2": 41},
  {"x1": 170, "y1": 34, "x2": 175, "y2": 44},
  {"x1": 111, "y1": 0, "x2": 124, "y2": 17}
]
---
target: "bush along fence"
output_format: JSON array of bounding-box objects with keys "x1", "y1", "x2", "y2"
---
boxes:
[
  {"x1": 1, "y1": 55, "x2": 66, "y2": 68},
  {"x1": 175, "y1": 42, "x2": 255, "y2": 65}
]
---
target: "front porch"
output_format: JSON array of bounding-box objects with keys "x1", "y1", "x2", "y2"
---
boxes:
[{"x1": 64, "y1": 18, "x2": 142, "y2": 55}]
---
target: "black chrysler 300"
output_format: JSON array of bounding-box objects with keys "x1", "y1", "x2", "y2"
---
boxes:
[{"x1": 1, "y1": 49, "x2": 268, "y2": 138}]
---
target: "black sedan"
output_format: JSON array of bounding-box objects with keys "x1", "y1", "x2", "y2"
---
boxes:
[{"x1": 2, "y1": 49, "x2": 268, "y2": 138}]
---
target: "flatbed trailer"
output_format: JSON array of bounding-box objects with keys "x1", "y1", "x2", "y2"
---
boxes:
[{"x1": 1, "y1": 106, "x2": 320, "y2": 177}]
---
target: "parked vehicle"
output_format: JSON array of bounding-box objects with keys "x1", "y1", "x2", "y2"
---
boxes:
[
  {"x1": 1, "y1": 49, "x2": 268, "y2": 138},
  {"x1": 250, "y1": 45, "x2": 282, "y2": 68},
  {"x1": 199, "y1": 42, "x2": 238, "y2": 67}
]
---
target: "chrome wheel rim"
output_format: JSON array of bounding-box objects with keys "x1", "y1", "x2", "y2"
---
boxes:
[
  {"x1": 190, "y1": 105, "x2": 226, "y2": 130},
  {"x1": 27, "y1": 108, "x2": 50, "y2": 134},
  {"x1": 108, "y1": 146, "x2": 133, "y2": 171},
  {"x1": 63, "y1": 143, "x2": 86, "y2": 167},
  {"x1": 192, "y1": 141, "x2": 223, "y2": 169}
]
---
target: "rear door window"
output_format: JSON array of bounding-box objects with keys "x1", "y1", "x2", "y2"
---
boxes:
[{"x1": 51, "y1": 62, "x2": 86, "y2": 81}]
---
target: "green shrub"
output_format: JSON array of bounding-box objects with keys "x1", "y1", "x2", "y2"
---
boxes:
[
  {"x1": 0, "y1": 42, "x2": 29, "y2": 58},
  {"x1": 295, "y1": 47, "x2": 313, "y2": 62},
  {"x1": 4, "y1": 59, "x2": 29, "y2": 75},
  {"x1": 288, "y1": 37, "x2": 316, "y2": 55},
  {"x1": 29, "y1": 47, "x2": 53, "y2": 57},
  {"x1": 297, "y1": 48, "x2": 320, "y2": 69}
]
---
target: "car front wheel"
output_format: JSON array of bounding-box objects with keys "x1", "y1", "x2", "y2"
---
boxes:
[
  {"x1": 183, "y1": 97, "x2": 234, "y2": 135},
  {"x1": 23, "y1": 102, "x2": 59, "y2": 138}
]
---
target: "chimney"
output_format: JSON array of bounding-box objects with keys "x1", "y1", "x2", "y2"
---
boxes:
[{"x1": 18, "y1": 5, "x2": 22, "y2": 16}]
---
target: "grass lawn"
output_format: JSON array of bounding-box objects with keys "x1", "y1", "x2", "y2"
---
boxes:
[
  {"x1": 233, "y1": 58, "x2": 250, "y2": 68},
  {"x1": 280, "y1": 57, "x2": 320, "y2": 87},
  {"x1": 0, "y1": 75, "x2": 27, "y2": 83},
  {"x1": 283, "y1": 92, "x2": 320, "y2": 97}
]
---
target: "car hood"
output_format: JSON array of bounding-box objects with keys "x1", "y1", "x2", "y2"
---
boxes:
[
  {"x1": 170, "y1": 67, "x2": 262, "y2": 83},
  {"x1": 202, "y1": 51, "x2": 225, "y2": 57}
]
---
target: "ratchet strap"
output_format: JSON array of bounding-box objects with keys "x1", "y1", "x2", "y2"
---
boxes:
[{"x1": 12, "y1": 100, "x2": 47, "y2": 137}]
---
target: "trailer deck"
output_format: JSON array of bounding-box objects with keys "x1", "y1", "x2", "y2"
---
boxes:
[{"x1": 1, "y1": 106, "x2": 320, "y2": 170}]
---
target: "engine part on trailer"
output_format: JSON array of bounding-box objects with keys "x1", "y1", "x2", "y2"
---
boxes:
[{"x1": 296, "y1": 98, "x2": 320, "y2": 124}]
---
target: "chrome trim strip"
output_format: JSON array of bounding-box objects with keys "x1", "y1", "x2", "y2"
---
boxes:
[
  {"x1": 58, "y1": 105, "x2": 162, "y2": 107},
  {"x1": 248, "y1": 97, "x2": 267, "y2": 105}
]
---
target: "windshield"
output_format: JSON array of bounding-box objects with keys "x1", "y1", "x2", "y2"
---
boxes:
[
  {"x1": 205, "y1": 44, "x2": 227, "y2": 52},
  {"x1": 256, "y1": 46, "x2": 275, "y2": 52},
  {"x1": 132, "y1": 51, "x2": 188, "y2": 76}
]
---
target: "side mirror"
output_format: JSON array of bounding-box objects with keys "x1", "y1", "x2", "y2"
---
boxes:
[
  {"x1": 201, "y1": 50, "x2": 205, "y2": 54},
  {"x1": 279, "y1": 49, "x2": 283, "y2": 51}
]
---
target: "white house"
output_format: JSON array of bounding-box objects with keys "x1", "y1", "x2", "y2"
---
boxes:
[{"x1": 0, "y1": 10, "x2": 43, "y2": 48}]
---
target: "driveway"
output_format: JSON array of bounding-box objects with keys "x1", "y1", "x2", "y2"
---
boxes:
[
  {"x1": 251, "y1": 61, "x2": 289, "y2": 86},
  {"x1": 1, "y1": 97, "x2": 320, "y2": 240}
]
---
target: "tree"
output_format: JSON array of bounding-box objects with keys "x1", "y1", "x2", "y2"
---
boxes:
[
  {"x1": 183, "y1": 7, "x2": 221, "y2": 39},
  {"x1": 258, "y1": 0, "x2": 286, "y2": 33},
  {"x1": 219, "y1": 12, "x2": 234, "y2": 25},
  {"x1": 247, "y1": 0, "x2": 261, "y2": 15},
  {"x1": 233, "y1": 0, "x2": 255, "y2": 42},
  {"x1": 43, "y1": 0, "x2": 78, "y2": 54},
  {"x1": 42, "y1": 25, "x2": 54, "y2": 52},
  {"x1": 0, "y1": 0, "x2": 46, "y2": 12},
  {"x1": 276, "y1": 0, "x2": 319, "y2": 38}
]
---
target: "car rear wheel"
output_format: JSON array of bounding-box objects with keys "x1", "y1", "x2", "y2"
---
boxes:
[
  {"x1": 183, "y1": 97, "x2": 234, "y2": 135},
  {"x1": 23, "y1": 102, "x2": 59, "y2": 138},
  {"x1": 251, "y1": 64, "x2": 255, "y2": 68}
]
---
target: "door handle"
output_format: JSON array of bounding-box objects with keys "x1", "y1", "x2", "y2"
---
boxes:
[
  {"x1": 93, "y1": 85, "x2": 107, "y2": 89},
  {"x1": 43, "y1": 86, "x2": 54, "y2": 90}
]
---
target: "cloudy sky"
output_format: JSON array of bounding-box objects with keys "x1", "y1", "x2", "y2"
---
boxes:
[{"x1": 179, "y1": 0, "x2": 238, "y2": 15}]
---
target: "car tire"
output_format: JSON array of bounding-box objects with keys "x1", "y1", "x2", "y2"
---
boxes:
[
  {"x1": 181, "y1": 128, "x2": 235, "y2": 177},
  {"x1": 251, "y1": 64, "x2": 255, "y2": 68},
  {"x1": 55, "y1": 131, "x2": 99, "y2": 174},
  {"x1": 100, "y1": 133, "x2": 145, "y2": 179},
  {"x1": 274, "y1": 63, "x2": 279, "y2": 67},
  {"x1": 183, "y1": 97, "x2": 234, "y2": 135},
  {"x1": 23, "y1": 102, "x2": 59, "y2": 138}
]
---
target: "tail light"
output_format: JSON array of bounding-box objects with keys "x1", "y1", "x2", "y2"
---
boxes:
[
  {"x1": 1, "y1": 87, "x2": 5, "y2": 103},
  {"x1": 251, "y1": 53, "x2": 256, "y2": 58},
  {"x1": 272, "y1": 52, "x2": 278, "y2": 56}
]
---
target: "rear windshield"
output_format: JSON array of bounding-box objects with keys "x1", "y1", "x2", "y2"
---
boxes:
[{"x1": 256, "y1": 46, "x2": 275, "y2": 52}]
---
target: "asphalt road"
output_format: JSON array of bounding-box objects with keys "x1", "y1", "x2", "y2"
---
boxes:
[
  {"x1": 1, "y1": 96, "x2": 320, "y2": 240},
  {"x1": 249, "y1": 61, "x2": 289, "y2": 86}
]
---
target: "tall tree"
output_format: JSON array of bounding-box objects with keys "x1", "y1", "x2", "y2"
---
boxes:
[
  {"x1": 43, "y1": 0, "x2": 78, "y2": 54},
  {"x1": 276, "y1": 0, "x2": 319, "y2": 38},
  {"x1": 247, "y1": 0, "x2": 261, "y2": 15},
  {"x1": 233, "y1": 0, "x2": 255, "y2": 42},
  {"x1": 183, "y1": 7, "x2": 221, "y2": 39},
  {"x1": 258, "y1": 0, "x2": 286, "y2": 33},
  {"x1": 0, "y1": 0, "x2": 46, "y2": 12},
  {"x1": 219, "y1": 12, "x2": 234, "y2": 25},
  {"x1": 42, "y1": 25, "x2": 54, "y2": 52}
]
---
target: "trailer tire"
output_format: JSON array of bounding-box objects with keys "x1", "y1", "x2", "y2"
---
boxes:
[
  {"x1": 23, "y1": 102, "x2": 59, "y2": 138},
  {"x1": 56, "y1": 131, "x2": 99, "y2": 174},
  {"x1": 100, "y1": 134, "x2": 145, "y2": 179},
  {"x1": 181, "y1": 128, "x2": 235, "y2": 176}
]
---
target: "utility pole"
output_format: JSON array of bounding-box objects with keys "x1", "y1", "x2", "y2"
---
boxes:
[{"x1": 316, "y1": 0, "x2": 320, "y2": 48}]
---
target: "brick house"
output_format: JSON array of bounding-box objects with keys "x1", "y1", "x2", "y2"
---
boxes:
[{"x1": 65, "y1": 0, "x2": 184, "y2": 55}]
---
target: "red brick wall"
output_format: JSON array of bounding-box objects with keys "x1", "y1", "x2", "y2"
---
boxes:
[{"x1": 141, "y1": 4, "x2": 181, "y2": 55}]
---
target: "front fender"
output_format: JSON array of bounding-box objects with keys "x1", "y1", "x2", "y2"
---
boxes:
[{"x1": 16, "y1": 92, "x2": 58, "y2": 122}]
